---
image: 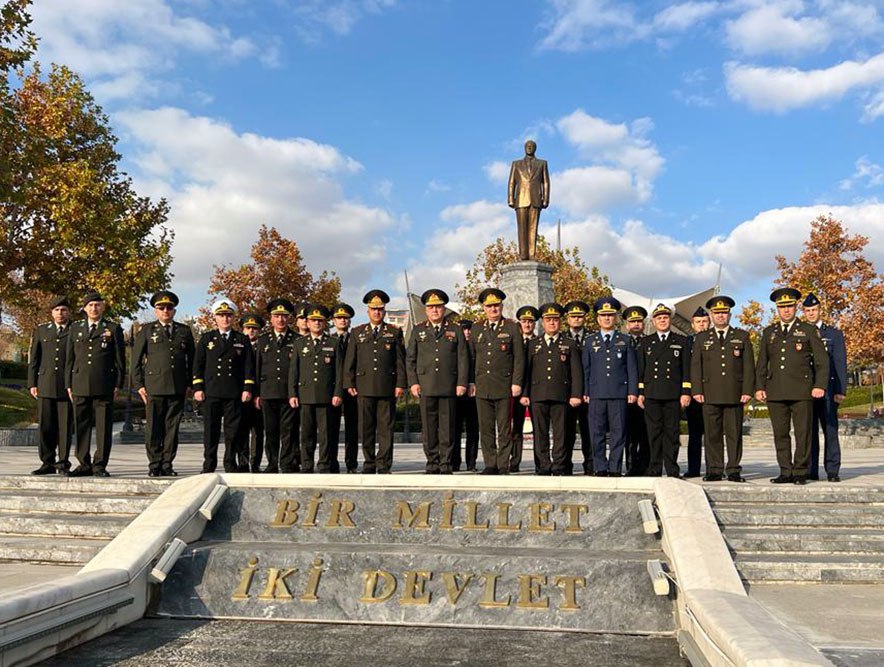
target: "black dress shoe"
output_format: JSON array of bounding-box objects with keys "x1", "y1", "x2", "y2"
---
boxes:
[
  {"x1": 57, "y1": 468, "x2": 71, "y2": 477},
  {"x1": 727, "y1": 473, "x2": 746, "y2": 483},
  {"x1": 264, "y1": 465, "x2": 279, "y2": 474},
  {"x1": 466, "y1": 466, "x2": 477, "y2": 472},
  {"x1": 481, "y1": 468, "x2": 498, "y2": 475},
  {"x1": 452, "y1": 466, "x2": 462, "y2": 472},
  {"x1": 828, "y1": 474, "x2": 841, "y2": 482},
  {"x1": 237, "y1": 464, "x2": 250, "y2": 473},
  {"x1": 793, "y1": 476, "x2": 808, "y2": 485},
  {"x1": 250, "y1": 466, "x2": 262, "y2": 473},
  {"x1": 162, "y1": 468, "x2": 178, "y2": 477},
  {"x1": 595, "y1": 470, "x2": 609, "y2": 477},
  {"x1": 509, "y1": 466, "x2": 520, "y2": 474},
  {"x1": 425, "y1": 469, "x2": 441, "y2": 475},
  {"x1": 69, "y1": 465, "x2": 93, "y2": 477},
  {"x1": 440, "y1": 469, "x2": 453, "y2": 475},
  {"x1": 682, "y1": 472, "x2": 701, "y2": 479},
  {"x1": 94, "y1": 469, "x2": 110, "y2": 478},
  {"x1": 31, "y1": 464, "x2": 57, "y2": 476},
  {"x1": 703, "y1": 473, "x2": 723, "y2": 482},
  {"x1": 346, "y1": 468, "x2": 358, "y2": 474},
  {"x1": 808, "y1": 475, "x2": 820, "y2": 481},
  {"x1": 148, "y1": 469, "x2": 161, "y2": 478},
  {"x1": 770, "y1": 475, "x2": 793, "y2": 484}
]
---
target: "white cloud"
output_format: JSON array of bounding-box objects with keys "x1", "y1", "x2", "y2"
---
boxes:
[
  {"x1": 115, "y1": 107, "x2": 397, "y2": 302},
  {"x1": 725, "y1": 3, "x2": 831, "y2": 57},
  {"x1": 484, "y1": 161, "x2": 510, "y2": 184},
  {"x1": 426, "y1": 179, "x2": 452, "y2": 193},
  {"x1": 653, "y1": 2, "x2": 721, "y2": 32},
  {"x1": 538, "y1": 0, "x2": 645, "y2": 51},
  {"x1": 839, "y1": 157, "x2": 884, "y2": 190},
  {"x1": 293, "y1": 0, "x2": 397, "y2": 43},
  {"x1": 862, "y1": 89, "x2": 884, "y2": 121},
  {"x1": 553, "y1": 166, "x2": 643, "y2": 214}
]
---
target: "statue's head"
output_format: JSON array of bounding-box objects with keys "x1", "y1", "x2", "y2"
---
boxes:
[{"x1": 524, "y1": 140, "x2": 537, "y2": 156}]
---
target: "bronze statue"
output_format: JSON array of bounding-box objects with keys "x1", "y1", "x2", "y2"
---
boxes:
[{"x1": 507, "y1": 140, "x2": 550, "y2": 261}]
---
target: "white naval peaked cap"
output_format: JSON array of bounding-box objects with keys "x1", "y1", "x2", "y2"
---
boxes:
[{"x1": 211, "y1": 298, "x2": 238, "y2": 315}]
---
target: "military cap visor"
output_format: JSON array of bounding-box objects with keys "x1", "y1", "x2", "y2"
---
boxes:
[
  {"x1": 332, "y1": 303, "x2": 355, "y2": 318},
  {"x1": 540, "y1": 302, "x2": 564, "y2": 318},
  {"x1": 266, "y1": 298, "x2": 295, "y2": 316},
  {"x1": 623, "y1": 306, "x2": 647, "y2": 322},
  {"x1": 706, "y1": 296, "x2": 735, "y2": 313},
  {"x1": 421, "y1": 290, "x2": 449, "y2": 306},
  {"x1": 594, "y1": 297, "x2": 621, "y2": 315},
  {"x1": 363, "y1": 290, "x2": 390, "y2": 308},
  {"x1": 652, "y1": 303, "x2": 673, "y2": 318},
  {"x1": 307, "y1": 305, "x2": 330, "y2": 320},
  {"x1": 564, "y1": 300, "x2": 589, "y2": 316},
  {"x1": 770, "y1": 287, "x2": 801, "y2": 307},
  {"x1": 150, "y1": 291, "x2": 179, "y2": 308},
  {"x1": 459, "y1": 319, "x2": 474, "y2": 330},
  {"x1": 49, "y1": 295, "x2": 71, "y2": 309},
  {"x1": 239, "y1": 313, "x2": 263, "y2": 329},
  {"x1": 81, "y1": 292, "x2": 104, "y2": 308},
  {"x1": 516, "y1": 306, "x2": 539, "y2": 321},
  {"x1": 478, "y1": 288, "x2": 506, "y2": 306},
  {"x1": 212, "y1": 299, "x2": 237, "y2": 315}
]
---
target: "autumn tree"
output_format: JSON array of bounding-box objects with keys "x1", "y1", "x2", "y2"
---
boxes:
[
  {"x1": 456, "y1": 235, "x2": 611, "y2": 324},
  {"x1": 198, "y1": 225, "x2": 341, "y2": 329},
  {"x1": 775, "y1": 214, "x2": 884, "y2": 366}
]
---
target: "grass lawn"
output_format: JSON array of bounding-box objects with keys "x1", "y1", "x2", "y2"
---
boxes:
[{"x1": 0, "y1": 386, "x2": 37, "y2": 427}]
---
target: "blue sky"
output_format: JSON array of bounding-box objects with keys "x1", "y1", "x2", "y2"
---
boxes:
[{"x1": 30, "y1": 0, "x2": 884, "y2": 318}]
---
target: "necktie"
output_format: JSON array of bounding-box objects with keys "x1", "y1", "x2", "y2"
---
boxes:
[
  {"x1": 604, "y1": 334, "x2": 611, "y2": 345},
  {"x1": 434, "y1": 325, "x2": 441, "y2": 337},
  {"x1": 372, "y1": 326, "x2": 379, "y2": 339},
  {"x1": 661, "y1": 334, "x2": 667, "y2": 343},
  {"x1": 718, "y1": 330, "x2": 725, "y2": 344},
  {"x1": 313, "y1": 337, "x2": 320, "y2": 348},
  {"x1": 165, "y1": 324, "x2": 171, "y2": 338},
  {"x1": 89, "y1": 323, "x2": 97, "y2": 336},
  {"x1": 57, "y1": 326, "x2": 64, "y2": 338},
  {"x1": 782, "y1": 323, "x2": 789, "y2": 336},
  {"x1": 546, "y1": 336, "x2": 553, "y2": 349},
  {"x1": 491, "y1": 322, "x2": 497, "y2": 333},
  {"x1": 222, "y1": 332, "x2": 228, "y2": 341}
]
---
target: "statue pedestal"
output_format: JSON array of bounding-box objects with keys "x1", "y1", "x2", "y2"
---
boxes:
[{"x1": 500, "y1": 261, "x2": 555, "y2": 318}]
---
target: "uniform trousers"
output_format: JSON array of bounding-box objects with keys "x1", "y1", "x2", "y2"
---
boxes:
[
  {"x1": 72, "y1": 394, "x2": 114, "y2": 470},
  {"x1": 808, "y1": 397, "x2": 841, "y2": 478},
  {"x1": 625, "y1": 403, "x2": 650, "y2": 475},
  {"x1": 767, "y1": 399, "x2": 812, "y2": 478},
  {"x1": 511, "y1": 400, "x2": 531, "y2": 471},
  {"x1": 533, "y1": 401, "x2": 568, "y2": 474},
  {"x1": 565, "y1": 402, "x2": 591, "y2": 474},
  {"x1": 358, "y1": 395, "x2": 396, "y2": 473},
  {"x1": 420, "y1": 396, "x2": 456, "y2": 473},
  {"x1": 240, "y1": 400, "x2": 263, "y2": 471},
  {"x1": 202, "y1": 397, "x2": 242, "y2": 473},
  {"x1": 476, "y1": 396, "x2": 513, "y2": 473},
  {"x1": 331, "y1": 392, "x2": 359, "y2": 472},
  {"x1": 702, "y1": 403, "x2": 743, "y2": 476},
  {"x1": 644, "y1": 398, "x2": 681, "y2": 477},
  {"x1": 685, "y1": 399, "x2": 705, "y2": 476},
  {"x1": 588, "y1": 398, "x2": 627, "y2": 474},
  {"x1": 452, "y1": 396, "x2": 479, "y2": 470},
  {"x1": 145, "y1": 395, "x2": 185, "y2": 472},
  {"x1": 300, "y1": 403, "x2": 335, "y2": 473},
  {"x1": 261, "y1": 398, "x2": 297, "y2": 472},
  {"x1": 37, "y1": 397, "x2": 72, "y2": 467}
]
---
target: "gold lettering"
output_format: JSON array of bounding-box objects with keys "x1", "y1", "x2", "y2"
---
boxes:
[
  {"x1": 528, "y1": 502, "x2": 556, "y2": 532},
  {"x1": 554, "y1": 575, "x2": 586, "y2": 611},
  {"x1": 494, "y1": 502, "x2": 522, "y2": 531},
  {"x1": 463, "y1": 501, "x2": 489, "y2": 530},
  {"x1": 516, "y1": 574, "x2": 549, "y2": 609},
  {"x1": 269, "y1": 500, "x2": 299, "y2": 527},
  {"x1": 303, "y1": 493, "x2": 322, "y2": 527},
  {"x1": 326, "y1": 499, "x2": 356, "y2": 528},
  {"x1": 440, "y1": 492, "x2": 456, "y2": 530},
  {"x1": 440, "y1": 572, "x2": 473, "y2": 605},
  {"x1": 258, "y1": 567, "x2": 297, "y2": 600},
  {"x1": 231, "y1": 556, "x2": 259, "y2": 600},
  {"x1": 392, "y1": 501, "x2": 432, "y2": 529},
  {"x1": 359, "y1": 570, "x2": 397, "y2": 603},
  {"x1": 478, "y1": 573, "x2": 510, "y2": 608},
  {"x1": 400, "y1": 571, "x2": 433, "y2": 605},
  {"x1": 560, "y1": 504, "x2": 588, "y2": 534},
  {"x1": 300, "y1": 557, "x2": 324, "y2": 602}
]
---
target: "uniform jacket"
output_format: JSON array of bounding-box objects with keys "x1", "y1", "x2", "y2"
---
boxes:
[
  {"x1": 582, "y1": 331, "x2": 638, "y2": 400},
  {"x1": 690, "y1": 327, "x2": 755, "y2": 404},
  {"x1": 65, "y1": 319, "x2": 126, "y2": 397},
  {"x1": 131, "y1": 320, "x2": 195, "y2": 396},
  {"x1": 564, "y1": 328, "x2": 590, "y2": 352},
  {"x1": 289, "y1": 333, "x2": 343, "y2": 404},
  {"x1": 507, "y1": 156, "x2": 550, "y2": 209},
  {"x1": 343, "y1": 322, "x2": 406, "y2": 397},
  {"x1": 524, "y1": 335, "x2": 583, "y2": 403},
  {"x1": 469, "y1": 318, "x2": 526, "y2": 400},
  {"x1": 756, "y1": 319, "x2": 829, "y2": 401},
  {"x1": 28, "y1": 322, "x2": 71, "y2": 399},
  {"x1": 255, "y1": 328, "x2": 298, "y2": 400},
  {"x1": 816, "y1": 323, "x2": 847, "y2": 396},
  {"x1": 405, "y1": 320, "x2": 470, "y2": 397},
  {"x1": 637, "y1": 332, "x2": 692, "y2": 400},
  {"x1": 192, "y1": 329, "x2": 255, "y2": 399}
]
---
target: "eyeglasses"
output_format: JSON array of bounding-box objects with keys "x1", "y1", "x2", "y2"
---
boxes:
[
  {"x1": 156, "y1": 305, "x2": 174, "y2": 311},
  {"x1": 216, "y1": 313, "x2": 233, "y2": 318}
]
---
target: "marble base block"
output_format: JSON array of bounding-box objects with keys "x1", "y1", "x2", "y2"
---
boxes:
[{"x1": 499, "y1": 261, "x2": 555, "y2": 316}]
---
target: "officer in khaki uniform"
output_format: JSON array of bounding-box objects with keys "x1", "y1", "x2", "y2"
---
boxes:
[
  {"x1": 756, "y1": 288, "x2": 828, "y2": 485},
  {"x1": 255, "y1": 299, "x2": 299, "y2": 473},
  {"x1": 563, "y1": 300, "x2": 591, "y2": 475},
  {"x1": 622, "y1": 305, "x2": 649, "y2": 475},
  {"x1": 637, "y1": 303, "x2": 692, "y2": 477},
  {"x1": 28, "y1": 295, "x2": 74, "y2": 475},
  {"x1": 344, "y1": 290, "x2": 406, "y2": 474},
  {"x1": 406, "y1": 290, "x2": 470, "y2": 474},
  {"x1": 521, "y1": 303, "x2": 583, "y2": 475},
  {"x1": 131, "y1": 291, "x2": 195, "y2": 477},
  {"x1": 289, "y1": 305, "x2": 343, "y2": 473},
  {"x1": 239, "y1": 313, "x2": 266, "y2": 472},
  {"x1": 512, "y1": 306, "x2": 538, "y2": 473},
  {"x1": 469, "y1": 288, "x2": 525, "y2": 475},
  {"x1": 329, "y1": 303, "x2": 357, "y2": 472},
  {"x1": 691, "y1": 296, "x2": 755, "y2": 482},
  {"x1": 65, "y1": 292, "x2": 126, "y2": 477},
  {"x1": 452, "y1": 318, "x2": 480, "y2": 472},
  {"x1": 193, "y1": 299, "x2": 255, "y2": 473}
]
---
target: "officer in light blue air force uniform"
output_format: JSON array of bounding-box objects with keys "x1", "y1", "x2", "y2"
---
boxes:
[{"x1": 582, "y1": 297, "x2": 638, "y2": 476}]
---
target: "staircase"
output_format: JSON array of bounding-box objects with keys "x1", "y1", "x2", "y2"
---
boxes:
[
  {"x1": 0, "y1": 476, "x2": 172, "y2": 567},
  {"x1": 707, "y1": 485, "x2": 884, "y2": 584}
]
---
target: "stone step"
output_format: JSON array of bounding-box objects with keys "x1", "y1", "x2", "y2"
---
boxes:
[
  {"x1": 723, "y1": 526, "x2": 884, "y2": 555},
  {"x1": 0, "y1": 475, "x2": 172, "y2": 496},
  {"x1": 0, "y1": 535, "x2": 109, "y2": 565},
  {"x1": 0, "y1": 490, "x2": 153, "y2": 515},
  {"x1": 0, "y1": 512, "x2": 132, "y2": 538},
  {"x1": 713, "y1": 503, "x2": 884, "y2": 528},
  {"x1": 706, "y1": 485, "x2": 884, "y2": 504},
  {"x1": 735, "y1": 553, "x2": 884, "y2": 584}
]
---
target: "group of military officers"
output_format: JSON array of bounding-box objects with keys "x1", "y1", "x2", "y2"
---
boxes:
[{"x1": 27, "y1": 283, "x2": 846, "y2": 484}]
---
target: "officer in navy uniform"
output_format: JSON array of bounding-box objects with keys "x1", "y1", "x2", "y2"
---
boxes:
[
  {"x1": 406, "y1": 290, "x2": 470, "y2": 474},
  {"x1": 28, "y1": 295, "x2": 73, "y2": 475},
  {"x1": 582, "y1": 297, "x2": 637, "y2": 476},
  {"x1": 131, "y1": 291, "x2": 195, "y2": 477},
  {"x1": 563, "y1": 300, "x2": 592, "y2": 475},
  {"x1": 330, "y1": 303, "x2": 357, "y2": 473},
  {"x1": 255, "y1": 299, "x2": 299, "y2": 473},
  {"x1": 343, "y1": 290, "x2": 406, "y2": 474},
  {"x1": 452, "y1": 318, "x2": 480, "y2": 472},
  {"x1": 802, "y1": 293, "x2": 847, "y2": 482},
  {"x1": 193, "y1": 299, "x2": 255, "y2": 473},
  {"x1": 469, "y1": 288, "x2": 525, "y2": 475},
  {"x1": 684, "y1": 307, "x2": 710, "y2": 478},
  {"x1": 521, "y1": 303, "x2": 583, "y2": 475},
  {"x1": 691, "y1": 296, "x2": 755, "y2": 482},
  {"x1": 239, "y1": 313, "x2": 266, "y2": 472},
  {"x1": 622, "y1": 305, "x2": 649, "y2": 475},
  {"x1": 290, "y1": 305, "x2": 344, "y2": 473},
  {"x1": 511, "y1": 305, "x2": 538, "y2": 473},
  {"x1": 65, "y1": 292, "x2": 126, "y2": 477},
  {"x1": 757, "y1": 288, "x2": 829, "y2": 484},
  {"x1": 638, "y1": 303, "x2": 692, "y2": 477}
]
